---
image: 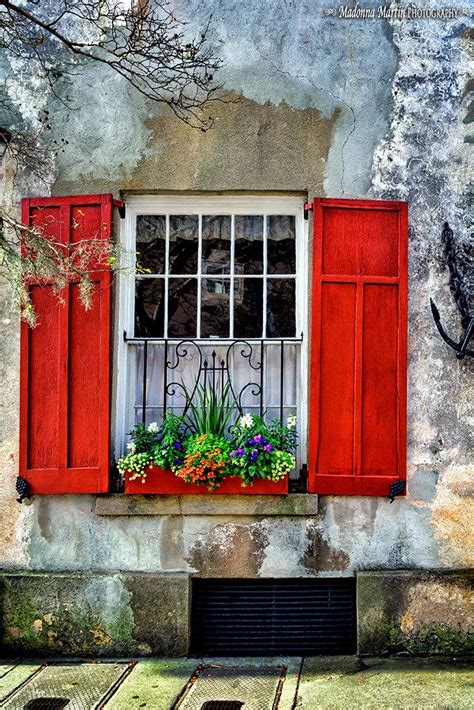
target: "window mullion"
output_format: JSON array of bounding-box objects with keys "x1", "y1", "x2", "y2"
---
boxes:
[
  {"x1": 164, "y1": 214, "x2": 170, "y2": 339},
  {"x1": 262, "y1": 214, "x2": 268, "y2": 339},
  {"x1": 197, "y1": 213, "x2": 202, "y2": 338},
  {"x1": 230, "y1": 214, "x2": 235, "y2": 339}
]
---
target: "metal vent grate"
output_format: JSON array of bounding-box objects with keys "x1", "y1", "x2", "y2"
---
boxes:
[
  {"x1": 201, "y1": 703, "x2": 244, "y2": 710},
  {"x1": 25, "y1": 701, "x2": 70, "y2": 710},
  {"x1": 191, "y1": 578, "x2": 356, "y2": 656}
]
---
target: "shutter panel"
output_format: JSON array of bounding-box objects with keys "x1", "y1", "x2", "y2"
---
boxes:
[
  {"x1": 20, "y1": 194, "x2": 113, "y2": 494},
  {"x1": 308, "y1": 198, "x2": 408, "y2": 496}
]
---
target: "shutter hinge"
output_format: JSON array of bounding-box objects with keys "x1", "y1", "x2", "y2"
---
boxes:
[
  {"x1": 113, "y1": 199, "x2": 126, "y2": 219},
  {"x1": 388, "y1": 479, "x2": 405, "y2": 503},
  {"x1": 304, "y1": 202, "x2": 313, "y2": 220}
]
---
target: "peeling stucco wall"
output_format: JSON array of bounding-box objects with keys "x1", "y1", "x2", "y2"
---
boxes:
[{"x1": 0, "y1": 1, "x2": 472, "y2": 582}]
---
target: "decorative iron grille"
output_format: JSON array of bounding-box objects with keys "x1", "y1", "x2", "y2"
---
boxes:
[{"x1": 123, "y1": 334, "x2": 303, "y2": 426}]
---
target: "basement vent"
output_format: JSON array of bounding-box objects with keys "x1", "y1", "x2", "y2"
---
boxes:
[
  {"x1": 201, "y1": 703, "x2": 244, "y2": 710},
  {"x1": 25, "y1": 701, "x2": 70, "y2": 710},
  {"x1": 191, "y1": 578, "x2": 356, "y2": 656}
]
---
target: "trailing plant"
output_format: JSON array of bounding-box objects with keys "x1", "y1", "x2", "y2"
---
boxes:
[
  {"x1": 117, "y1": 414, "x2": 185, "y2": 481},
  {"x1": 174, "y1": 434, "x2": 231, "y2": 490},
  {"x1": 229, "y1": 412, "x2": 297, "y2": 486},
  {"x1": 117, "y1": 409, "x2": 298, "y2": 488},
  {"x1": 150, "y1": 412, "x2": 186, "y2": 472}
]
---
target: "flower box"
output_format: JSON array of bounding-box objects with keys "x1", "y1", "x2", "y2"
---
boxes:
[{"x1": 124, "y1": 466, "x2": 289, "y2": 495}]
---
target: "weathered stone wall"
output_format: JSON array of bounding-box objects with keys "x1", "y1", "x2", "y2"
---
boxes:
[{"x1": 0, "y1": 1, "x2": 472, "y2": 599}]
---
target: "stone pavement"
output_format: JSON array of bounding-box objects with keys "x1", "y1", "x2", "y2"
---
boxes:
[{"x1": 0, "y1": 656, "x2": 472, "y2": 708}]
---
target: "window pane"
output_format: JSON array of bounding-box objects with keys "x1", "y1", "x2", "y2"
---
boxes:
[
  {"x1": 234, "y1": 278, "x2": 263, "y2": 338},
  {"x1": 235, "y1": 215, "x2": 263, "y2": 275},
  {"x1": 267, "y1": 279, "x2": 296, "y2": 337},
  {"x1": 136, "y1": 215, "x2": 166, "y2": 274},
  {"x1": 168, "y1": 277, "x2": 197, "y2": 337},
  {"x1": 267, "y1": 215, "x2": 296, "y2": 274},
  {"x1": 169, "y1": 215, "x2": 198, "y2": 274},
  {"x1": 202, "y1": 215, "x2": 231, "y2": 275},
  {"x1": 201, "y1": 278, "x2": 230, "y2": 337},
  {"x1": 135, "y1": 278, "x2": 164, "y2": 337}
]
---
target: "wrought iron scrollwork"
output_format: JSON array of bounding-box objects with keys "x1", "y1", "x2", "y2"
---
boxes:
[
  {"x1": 123, "y1": 334, "x2": 302, "y2": 424},
  {"x1": 430, "y1": 222, "x2": 473, "y2": 360}
]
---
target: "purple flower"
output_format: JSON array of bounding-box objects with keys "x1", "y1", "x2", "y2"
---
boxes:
[
  {"x1": 231, "y1": 447, "x2": 245, "y2": 459},
  {"x1": 264, "y1": 443, "x2": 273, "y2": 452},
  {"x1": 249, "y1": 448, "x2": 259, "y2": 463},
  {"x1": 174, "y1": 457, "x2": 183, "y2": 465},
  {"x1": 173, "y1": 441, "x2": 182, "y2": 450}
]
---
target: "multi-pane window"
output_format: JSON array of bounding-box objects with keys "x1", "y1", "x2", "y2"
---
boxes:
[
  {"x1": 134, "y1": 214, "x2": 297, "y2": 339},
  {"x1": 116, "y1": 196, "x2": 307, "y2": 465}
]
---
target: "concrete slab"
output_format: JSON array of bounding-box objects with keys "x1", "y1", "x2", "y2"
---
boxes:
[
  {"x1": 106, "y1": 657, "x2": 301, "y2": 709},
  {"x1": 0, "y1": 661, "x2": 43, "y2": 702},
  {"x1": 95, "y1": 494, "x2": 319, "y2": 517},
  {"x1": 296, "y1": 656, "x2": 474, "y2": 709},
  {"x1": 106, "y1": 659, "x2": 200, "y2": 709}
]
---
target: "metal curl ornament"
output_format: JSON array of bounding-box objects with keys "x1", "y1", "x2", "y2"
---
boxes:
[{"x1": 430, "y1": 222, "x2": 473, "y2": 360}]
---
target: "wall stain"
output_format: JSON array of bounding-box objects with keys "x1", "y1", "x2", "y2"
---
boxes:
[
  {"x1": 301, "y1": 524, "x2": 349, "y2": 573},
  {"x1": 187, "y1": 523, "x2": 268, "y2": 577}
]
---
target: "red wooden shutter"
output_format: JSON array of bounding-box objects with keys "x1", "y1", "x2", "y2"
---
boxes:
[
  {"x1": 308, "y1": 198, "x2": 408, "y2": 496},
  {"x1": 20, "y1": 194, "x2": 113, "y2": 494}
]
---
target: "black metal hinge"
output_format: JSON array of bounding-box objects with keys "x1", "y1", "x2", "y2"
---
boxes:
[
  {"x1": 388, "y1": 479, "x2": 405, "y2": 503},
  {"x1": 304, "y1": 202, "x2": 313, "y2": 220},
  {"x1": 113, "y1": 199, "x2": 126, "y2": 219}
]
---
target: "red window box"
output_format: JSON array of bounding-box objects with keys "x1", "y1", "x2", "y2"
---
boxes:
[{"x1": 124, "y1": 466, "x2": 289, "y2": 495}]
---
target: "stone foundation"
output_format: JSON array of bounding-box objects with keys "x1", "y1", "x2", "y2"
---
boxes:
[
  {"x1": 357, "y1": 570, "x2": 474, "y2": 655},
  {"x1": 1, "y1": 569, "x2": 472, "y2": 657}
]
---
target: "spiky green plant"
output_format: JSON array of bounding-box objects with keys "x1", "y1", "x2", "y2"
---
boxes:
[{"x1": 182, "y1": 379, "x2": 235, "y2": 438}]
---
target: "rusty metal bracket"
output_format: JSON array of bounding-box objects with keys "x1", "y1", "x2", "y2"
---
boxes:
[{"x1": 430, "y1": 222, "x2": 473, "y2": 360}]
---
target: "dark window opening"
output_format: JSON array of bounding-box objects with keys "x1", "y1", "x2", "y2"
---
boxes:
[{"x1": 190, "y1": 577, "x2": 356, "y2": 656}]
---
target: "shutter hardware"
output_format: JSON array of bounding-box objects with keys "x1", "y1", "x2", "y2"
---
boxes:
[
  {"x1": 304, "y1": 202, "x2": 313, "y2": 220},
  {"x1": 388, "y1": 479, "x2": 405, "y2": 502}
]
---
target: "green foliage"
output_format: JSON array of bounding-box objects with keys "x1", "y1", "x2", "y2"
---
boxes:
[
  {"x1": 116, "y1": 409, "x2": 298, "y2": 487},
  {"x1": 151, "y1": 412, "x2": 186, "y2": 471},
  {"x1": 183, "y1": 381, "x2": 235, "y2": 438},
  {"x1": 175, "y1": 433, "x2": 231, "y2": 490},
  {"x1": 229, "y1": 413, "x2": 297, "y2": 486}
]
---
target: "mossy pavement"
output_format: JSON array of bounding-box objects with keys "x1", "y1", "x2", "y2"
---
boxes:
[{"x1": 0, "y1": 656, "x2": 473, "y2": 708}]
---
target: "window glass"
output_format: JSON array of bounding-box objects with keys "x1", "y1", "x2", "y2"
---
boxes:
[
  {"x1": 135, "y1": 278, "x2": 164, "y2": 337},
  {"x1": 201, "y1": 278, "x2": 230, "y2": 337},
  {"x1": 169, "y1": 215, "x2": 198, "y2": 274},
  {"x1": 134, "y1": 213, "x2": 297, "y2": 340},
  {"x1": 136, "y1": 215, "x2": 166, "y2": 274},
  {"x1": 202, "y1": 215, "x2": 231, "y2": 275},
  {"x1": 267, "y1": 279, "x2": 296, "y2": 337},
  {"x1": 235, "y1": 215, "x2": 263, "y2": 275},
  {"x1": 234, "y1": 278, "x2": 263, "y2": 338},
  {"x1": 168, "y1": 277, "x2": 197, "y2": 337},
  {"x1": 267, "y1": 215, "x2": 296, "y2": 274}
]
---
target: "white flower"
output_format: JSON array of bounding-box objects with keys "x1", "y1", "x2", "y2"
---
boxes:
[
  {"x1": 126, "y1": 442, "x2": 136, "y2": 453},
  {"x1": 147, "y1": 421, "x2": 159, "y2": 433},
  {"x1": 287, "y1": 414, "x2": 297, "y2": 429},
  {"x1": 239, "y1": 413, "x2": 253, "y2": 428}
]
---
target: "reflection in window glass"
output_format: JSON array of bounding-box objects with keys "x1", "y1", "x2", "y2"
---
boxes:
[
  {"x1": 267, "y1": 279, "x2": 296, "y2": 337},
  {"x1": 235, "y1": 215, "x2": 263, "y2": 274},
  {"x1": 168, "y1": 277, "x2": 197, "y2": 337},
  {"x1": 169, "y1": 215, "x2": 198, "y2": 274},
  {"x1": 267, "y1": 215, "x2": 296, "y2": 274},
  {"x1": 201, "y1": 278, "x2": 230, "y2": 338},
  {"x1": 234, "y1": 278, "x2": 263, "y2": 338},
  {"x1": 136, "y1": 215, "x2": 166, "y2": 274},
  {"x1": 135, "y1": 278, "x2": 164, "y2": 337},
  {"x1": 202, "y1": 215, "x2": 231, "y2": 275}
]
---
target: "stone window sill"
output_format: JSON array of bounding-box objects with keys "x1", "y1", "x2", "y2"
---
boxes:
[{"x1": 95, "y1": 493, "x2": 318, "y2": 517}]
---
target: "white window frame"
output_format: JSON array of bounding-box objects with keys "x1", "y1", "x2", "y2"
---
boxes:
[{"x1": 114, "y1": 194, "x2": 309, "y2": 466}]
